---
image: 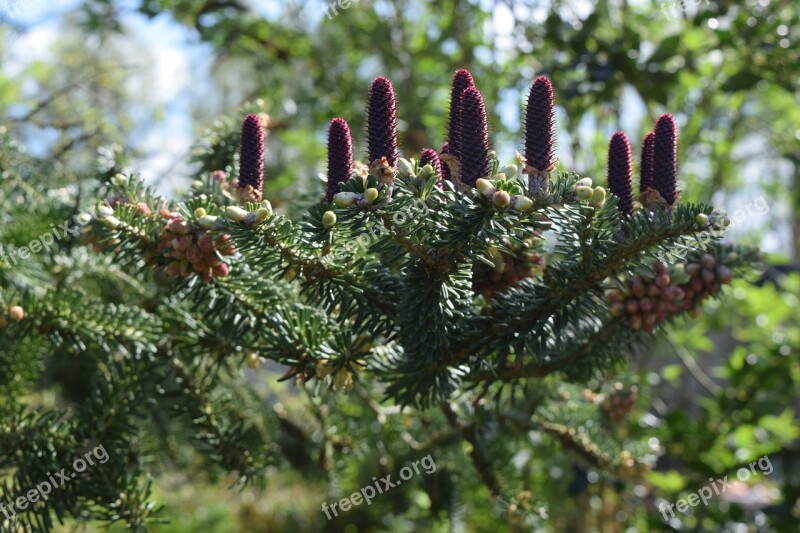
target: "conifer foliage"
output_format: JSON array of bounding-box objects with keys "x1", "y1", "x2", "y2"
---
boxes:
[{"x1": 1, "y1": 70, "x2": 756, "y2": 530}]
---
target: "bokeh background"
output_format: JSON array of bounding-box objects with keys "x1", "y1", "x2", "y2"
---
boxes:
[{"x1": 1, "y1": 0, "x2": 798, "y2": 531}]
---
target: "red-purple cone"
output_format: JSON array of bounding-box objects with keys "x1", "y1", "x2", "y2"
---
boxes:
[
  {"x1": 446, "y1": 69, "x2": 476, "y2": 159},
  {"x1": 607, "y1": 131, "x2": 634, "y2": 216},
  {"x1": 458, "y1": 87, "x2": 490, "y2": 188},
  {"x1": 367, "y1": 77, "x2": 399, "y2": 167},
  {"x1": 653, "y1": 113, "x2": 678, "y2": 206},
  {"x1": 325, "y1": 118, "x2": 353, "y2": 201},
  {"x1": 524, "y1": 76, "x2": 556, "y2": 172},
  {"x1": 238, "y1": 113, "x2": 265, "y2": 194},
  {"x1": 639, "y1": 131, "x2": 655, "y2": 193},
  {"x1": 420, "y1": 148, "x2": 443, "y2": 184}
]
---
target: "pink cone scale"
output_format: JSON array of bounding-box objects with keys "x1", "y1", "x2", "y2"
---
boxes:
[
  {"x1": 325, "y1": 118, "x2": 353, "y2": 201},
  {"x1": 607, "y1": 131, "x2": 634, "y2": 216},
  {"x1": 367, "y1": 77, "x2": 399, "y2": 167}
]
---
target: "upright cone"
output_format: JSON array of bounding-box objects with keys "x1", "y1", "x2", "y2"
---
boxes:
[
  {"x1": 607, "y1": 131, "x2": 634, "y2": 216},
  {"x1": 524, "y1": 76, "x2": 556, "y2": 196},
  {"x1": 458, "y1": 86, "x2": 490, "y2": 188},
  {"x1": 238, "y1": 113, "x2": 265, "y2": 201},
  {"x1": 367, "y1": 77, "x2": 399, "y2": 167},
  {"x1": 325, "y1": 118, "x2": 353, "y2": 201},
  {"x1": 653, "y1": 114, "x2": 678, "y2": 206},
  {"x1": 446, "y1": 69, "x2": 476, "y2": 159},
  {"x1": 639, "y1": 131, "x2": 655, "y2": 194}
]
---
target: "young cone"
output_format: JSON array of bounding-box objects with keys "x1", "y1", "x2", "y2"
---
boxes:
[
  {"x1": 524, "y1": 76, "x2": 556, "y2": 196},
  {"x1": 325, "y1": 118, "x2": 353, "y2": 201},
  {"x1": 366, "y1": 77, "x2": 399, "y2": 167},
  {"x1": 446, "y1": 69, "x2": 476, "y2": 159},
  {"x1": 238, "y1": 113, "x2": 265, "y2": 201},
  {"x1": 458, "y1": 86, "x2": 490, "y2": 188},
  {"x1": 639, "y1": 131, "x2": 655, "y2": 194},
  {"x1": 419, "y1": 148, "x2": 443, "y2": 184},
  {"x1": 439, "y1": 141, "x2": 453, "y2": 182},
  {"x1": 653, "y1": 113, "x2": 678, "y2": 206},
  {"x1": 607, "y1": 131, "x2": 634, "y2": 216}
]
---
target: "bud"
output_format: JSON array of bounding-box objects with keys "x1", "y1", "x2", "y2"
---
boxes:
[
  {"x1": 322, "y1": 211, "x2": 337, "y2": 228},
  {"x1": 333, "y1": 192, "x2": 360, "y2": 207},
  {"x1": 76, "y1": 213, "x2": 93, "y2": 225},
  {"x1": 363, "y1": 188, "x2": 379, "y2": 203},
  {"x1": 591, "y1": 186, "x2": 606, "y2": 208},
  {"x1": 511, "y1": 195, "x2": 534, "y2": 211},
  {"x1": 475, "y1": 178, "x2": 495, "y2": 199},
  {"x1": 252, "y1": 208, "x2": 272, "y2": 223},
  {"x1": 198, "y1": 215, "x2": 218, "y2": 229},
  {"x1": 102, "y1": 216, "x2": 121, "y2": 229},
  {"x1": 397, "y1": 158, "x2": 415, "y2": 178},
  {"x1": 261, "y1": 200, "x2": 273, "y2": 214},
  {"x1": 695, "y1": 213, "x2": 709, "y2": 226},
  {"x1": 492, "y1": 190, "x2": 511, "y2": 210},
  {"x1": 500, "y1": 164, "x2": 518, "y2": 178},
  {"x1": 112, "y1": 173, "x2": 128, "y2": 187},
  {"x1": 97, "y1": 204, "x2": 114, "y2": 218},
  {"x1": 493, "y1": 173, "x2": 507, "y2": 181},
  {"x1": 577, "y1": 178, "x2": 593, "y2": 188},
  {"x1": 225, "y1": 206, "x2": 249, "y2": 222},
  {"x1": 194, "y1": 207, "x2": 207, "y2": 218},
  {"x1": 575, "y1": 186, "x2": 593, "y2": 201},
  {"x1": 418, "y1": 164, "x2": 434, "y2": 180},
  {"x1": 8, "y1": 306, "x2": 24, "y2": 321},
  {"x1": 246, "y1": 352, "x2": 260, "y2": 369}
]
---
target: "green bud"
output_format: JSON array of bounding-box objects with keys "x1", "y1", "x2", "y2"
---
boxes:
[
  {"x1": 397, "y1": 158, "x2": 414, "y2": 178},
  {"x1": 194, "y1": 207, "x2": 207, "y2": 218},
  {"x1": 226, "y1": 206, "x2": 249, "y2": 222},
  {"x1": 198, "y1": 215, "x2": 219, "y2": 229},
  {"x1": 363, "y1": 188, "x2": 379, "y2": 203},
  {"x1": 493, "y1": 173, "x2": 507, "y2": 181},
  {"x1": 112, "y1": 173, "x2": 128, "y2": 187},
  {"x1": 591, "y1": 186, "x2": 606, "y2": 208},
  {"x1": 322, "y1": 211, "x2": 337, "y2": 228},
  {"x1": 500, "y1": 165, "x2": 518, "y2": 178},
  {"x1": 575, "y1": 186, "x2": 593, "y2": 201},
  {"x1": 252, "y1": 208, "x2": 271, "y2": 223},
  {"x1": 492, "y1": 190, "x2": 511, "y2": 210},
  {"x1": 418, "y1": 164, "x2": 434, "y2": 180},
  {"x1": 333, "y1": 192, "x2": 360, "y2": 207},
  {"x1": 102, "y1": 216, "x2": 121, "y2": 229},
  {"x1": 695, "y1": 213, "x2": 709, "y2": 226}
]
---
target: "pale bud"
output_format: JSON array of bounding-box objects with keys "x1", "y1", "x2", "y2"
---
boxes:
[
  {"x1": 102, "y1": 216, "x2": 121, "y2": 229},
  {"x1": 492, "y1": 190, "x2": 511, "y2": 210},
  {"x1": 476, "y1": 178, "x2": 496, "y2": 200},
  {"x1": 333, "y1": 192, "x2": 360, "y2": 207},
  {"x1": 500, "y1": 165, "x2": 518, "y2": 178},
  {"x1": 575, "y1": 186, "x2": 593, "y2": 201},
  {"x1": 363, "y1": 188, "x2": 379, "y2": 203},
  {"x1": 591, "y1": 186, "x2": 606, "y2": 208},
  {"x1": 397, "y1": 158, "x2": 414, "y2": 178},
  {"x1": 577, "y1": 178, "x2": 593, "y2": 188},
  {"x1": 418, "y1": 164, "x2": 434, "y2": 180},
  {"x1": 322, "y1": 211, "x2": 337, "y2": 228},
  {"x1": 198, "y1": 215, "x2": 219, "y2": 229},
  {"x1": 511, "y1": 195, "x2": 533, "y2": 211},
  {"x1": 194, "y1": 207, "x2": 207, "y2": 218},
  {"x1": 97, "y1": 204, "x2": 114, "y2": 218},
  {"x1": 225, "y1": 206, "x2": 249, "y2": 222},
  {"x1": 252, "y1": 208, "x2": 271, "y2": 223},
  {"x1": 695, "y1": 213, "x2": 709, "y2": 226},
  {"x1": 112, "y1": 173, "x2": 128, "y2": 187}
]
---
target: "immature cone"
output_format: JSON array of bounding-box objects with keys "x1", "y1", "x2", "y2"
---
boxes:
[
  {"x1": 524, "y1": 76, "x2": 556, "y2": 172},
  {"x1": 325, "y1": 118, "x2": 353, "y2": 201},
  {"x1": 607, "y1": 131, "x2": 634, "y2": 216},
  {"x1": 238, "y1": 114, "x2": 265, "y2": 201},
  {"x1": 419, "y1": 148, "x2": 443, "y2": 184},
  {"x1": 446, "y1": 69, "x2": 476, "y2": 159},
  {"x1": 367, "y1": 77, "x2": 399, "y2": 167},
  {"x1": 653, "y1": 114, "x2": 678, "y2": 206},
  {"x1": 639, "y1": 131, "x2": 655, "y2": 194},
  {"x1": 459, "y1": 86, "x2": 490, "y2": 187}
]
